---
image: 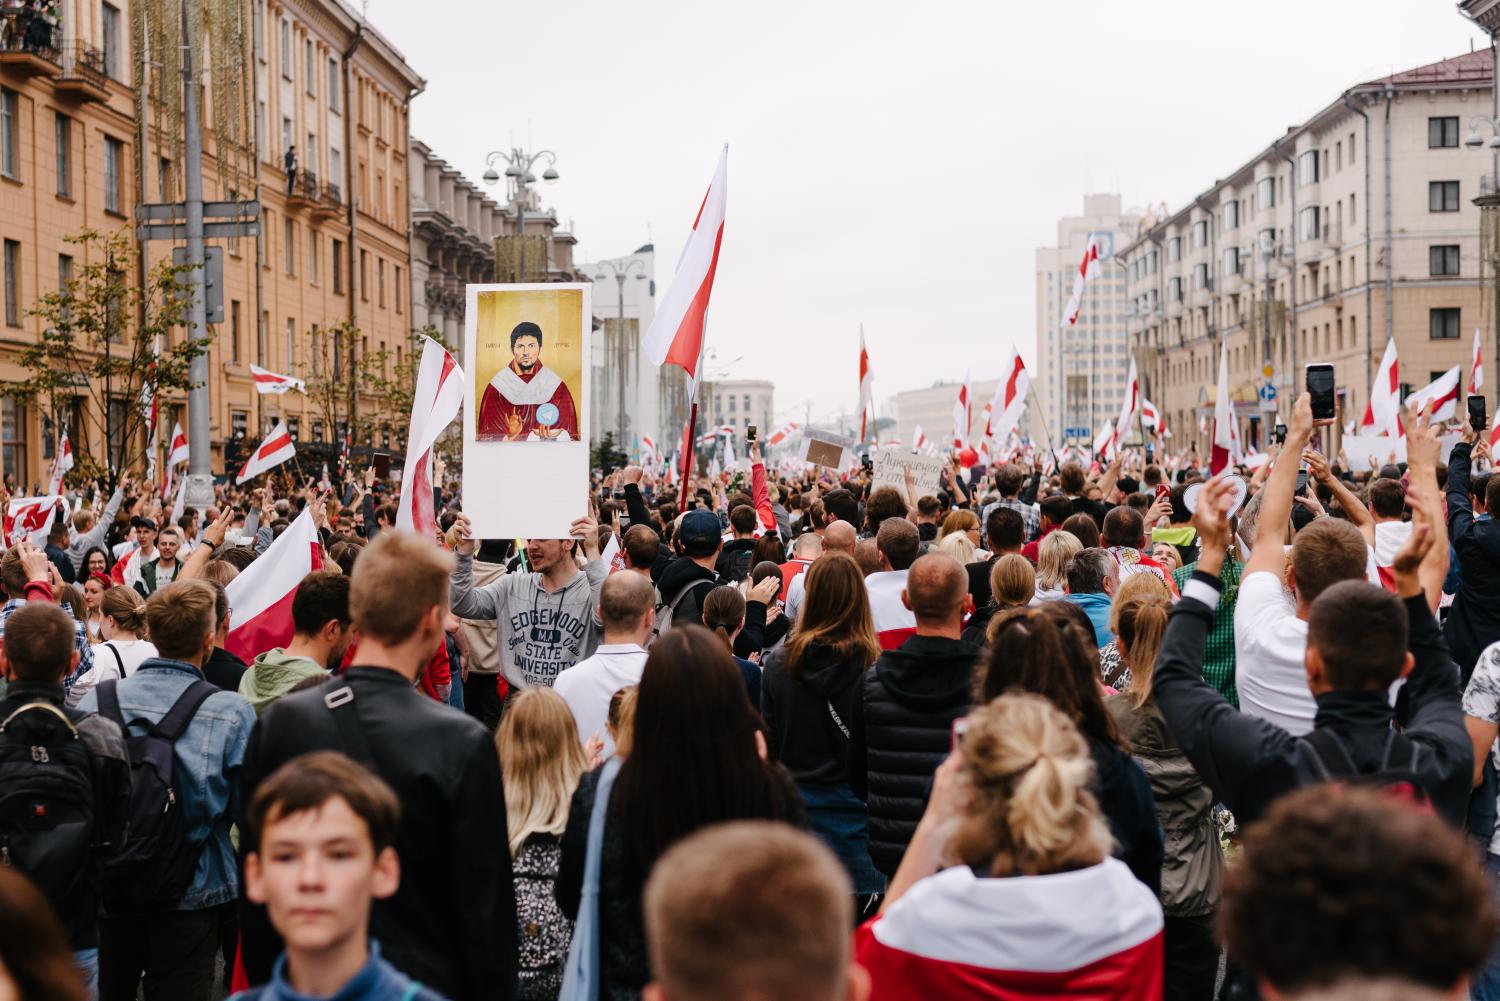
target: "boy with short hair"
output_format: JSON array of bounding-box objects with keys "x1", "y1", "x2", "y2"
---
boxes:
[{"x1": 235, "y1": 750, "x2": 448, "y2": 1001}]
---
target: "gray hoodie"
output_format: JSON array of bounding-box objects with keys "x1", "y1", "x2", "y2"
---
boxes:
[{"x1": 449, "y1": 553, "x2": 607, "y2": 690}]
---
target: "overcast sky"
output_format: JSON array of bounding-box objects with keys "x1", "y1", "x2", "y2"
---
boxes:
[{"x1": 369, "y1": 0, "x2": 1482, "y2": 423}]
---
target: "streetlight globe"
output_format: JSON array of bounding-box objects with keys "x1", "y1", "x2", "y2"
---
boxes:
[
  {"x1": 1488, "y1": 135, "x2": 1500, "y2": 150},
  {"x1": 542, "y1": 167, "x2": 560, "y2": 183},
  {"x1": 482, "y1": 167, "x2": 500, "y2": 185},
  {"x1": 595, "y1": 272, "x2": 609, "y2": 281},
  {"x1": 504, "y1": 163, "x2": 523, "y2": 179},
  {"x1": 1467, "y1": 132, "x2": 1486, "y2": 149},
  {"x1": 524, "y1": 172, "x2": 537, "y2": 184}
]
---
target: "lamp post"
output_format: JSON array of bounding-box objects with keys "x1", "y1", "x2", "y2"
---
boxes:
[
  {"x1": 482, "y1": 147, "x2": 559, "y2": 282},
  {"x1": 594, "y1": 257, "x2": 649, "y2": 457}
]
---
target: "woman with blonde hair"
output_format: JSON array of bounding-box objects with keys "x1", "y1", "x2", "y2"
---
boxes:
[
  {"x1": 1034, "y1": 529, "x2": 1082, "y2": 601},
  {"x1": 963, "y1": 554, "x2": 1037, "y2": 645},
  {"x1": 496, "y1": 687, "x2": 590, "y2": 1000},
  {"x1": 856, "y1": 693, "x2": 1164, "y2": 998},
  {"x1": 761, "y1": 552, "x2": 883, "y2": 900},
  {"x1": 81, "y1": 573, "x2": 109, "y2": 642},
  {"x1": 1105, "y1": 589, "x2": 1222, "y2": 1001},
  {"x1": 1099, "y1": 571, "x2": 1174, "y2": 690},
  {"x1": 936, "y1": 509, "x2": 983, "y2": 565},
  {"x1": 69, "y1": 586, "x2": 157, "y2": 707}
]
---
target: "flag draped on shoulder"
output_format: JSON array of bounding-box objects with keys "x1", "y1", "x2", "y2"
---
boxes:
[
  {"x1": 224, "y1": 508, "x2": 323, "y2": 661},
  {"x1": 249, "y1": 363, "x2": 306, "y2": 395},
  {"x1": 397, "y1": 337, "x2": 464, "y2": 539},
  {"x1": 237, "y1": 420, "x2": 296, "y2": 484},
  {"x1": 643, "y1": 146, "x2": 728, "y2": 382}
]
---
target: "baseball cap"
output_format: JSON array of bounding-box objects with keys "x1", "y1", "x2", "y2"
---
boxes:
[{"x1": 678, "y1": 509, "x2": 722, "y2": 552}]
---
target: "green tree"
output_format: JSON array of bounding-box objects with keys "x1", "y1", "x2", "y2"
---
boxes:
[{"x1": 4, "y1": 229, "x2": 204, "y2": 485}]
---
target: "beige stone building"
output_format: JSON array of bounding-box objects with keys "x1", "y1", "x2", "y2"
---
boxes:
[
  {"x1": 1119, "y1": 51, "x2": 1493, "y2": 453},
  {"x1": 706, "y1": 378, "x2": 775, "y2": 439},
  {"x1": 892, "y1": 379, "x2": 1001, "y2": 452}
]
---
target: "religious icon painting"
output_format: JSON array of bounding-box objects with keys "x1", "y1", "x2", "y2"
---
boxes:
[{"x1": 463, "y1": 284, "x2": 592, "y2": 539}]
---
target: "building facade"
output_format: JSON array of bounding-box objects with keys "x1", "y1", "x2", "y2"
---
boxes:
[
  {"x1": 892, "y1": 379, "x2": 1001, "y2": 453},
  {"x1": 1035, "y1": 194, "x2": 1140, "y2": 448},
  {"x1": 1118, "y1": 51, "x2": 1493, "y2": 453},
  {"x1": 706, "y1": 378, "x2": 774, "y2": 441},
  {"x1": 409, "y1": 138, "x2": 505, "y2": 351}
]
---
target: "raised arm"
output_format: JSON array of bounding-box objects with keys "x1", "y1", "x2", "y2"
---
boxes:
[
  {"x1": 1303, "y1": 447, "x2": 1374, "y2": 546},
  {"x1": 1401, "y1": 404, "x2": 1450, "y2": 613},
  {"x1": 748, "y1": 441, "x2": 777, "y2": 535},
  {"x1": 446, "y1": 512, "x2": 500, "y2": 620},
  {"x1": 1247, "y1": 392, "x2": 1324, "y2": 577}
]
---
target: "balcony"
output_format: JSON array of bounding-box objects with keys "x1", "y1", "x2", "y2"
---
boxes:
[
  {"x1": 286, "y1": 169, "x2": 319, "y2": 211},
  {"x1": 0, "y1": 14, "x2": 59, "y2": 77},
  {"x1": 1321, "y1": 285, "x2": 1343, "y2": 308},
  {"x1": 54, "y1": 42, "x2": 108, "y2": 102},
  {"x1": 312, "y1": 181, "x2": 341, "y2": 222}
]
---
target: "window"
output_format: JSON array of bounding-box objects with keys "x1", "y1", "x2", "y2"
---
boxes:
[
  {"x1": 304, "y1": 39, "x2": 315, "y2": 94},
  {"x1": 329, "y1": 147, "x2": 341, "y2": 184},
  {"x1": 1168, "y1": 276, "x2": 1183, "y2": 302},
  {"x1": 332, "y1": 239, "x2": 343, "y2": 292},
  {"x1": 359, "y1": 249, "x2": 368, "y2": 301},
  {"x1": 328, "y1": 57, "x2": 340, "y2": 111},
  {"x1": 1430, "y1": 245, "x2": 1461, "y2": 276},
  {"x1": 1191, "y1": 219, "x2": 1208, "y2": 249},
  {"x1": 279, "y1": 19, "x2": 292, "y2": 78},
  {"x1": 0, "y1": 89, "x2": 16, "y2": 179},
  {"x1": 231, "y1": 411, "x2": 248, "y2": 440},
  {"x1": 57, "y1": 253, "x2": 71, "y2": 289},
  {"x1": 1349, "y1": 132, "x2": 1356, "y2": 163},
  {"x1": 1429, "y1": 116, "x2": 1460, "y2": 149},
  {"x1": 305, "y1": 134, "x2": 317, "y2": 176},
  {"x1": 4, "y1": 240, "x2": 19, "y2": 326},
  {"x1": 101, "y1": 3, "x2": 121, "y2": 79},
  {"x1": 1335, "y1": 141, "x2": 1342, "y2": 171},
  {"x1": 2, "y1": 398, "x2": 25, "y2": 484},
  {"x1": 307, "y1": 230, "x2": 318, "y2": 283},
  {"x1": 1299, "y1": 205, "x2": 1321, "y2": 240},
  {"x1": 394, "y1": 265, "x2": 402, "y2": 313},
  {"x1": 1350, "y1": 192, "x2": 1356, "y2": 223},
  {"x1": 1430, "y1": 307, "x2": 1461, "y2": 340},
  {"x1": 286, "y1": 318, "x2": 295, "y2": 365},
  {"x1": 1223, "y1": 200, "x2": 1240, "y2": 231},
  {"x1": 743, "y1": 394, "x2": 752, "y2": 411},
  {"x1": 1193, "y1": 262, "x2": 1208, "y2": 290},
  {"x1": 728, "y1": 396, "x2": 736, "y2": 413},
  {"x1": 157, "y1": 156, "x2": 171, "y2": 198},
  {"x1": 283, "y1": 217, "x2": 295, "y2": 276},
  {"x1": 230, "y1": 299, "x2": 241, "y2": 361},
  {"x1": 1298, "y1": 150, "x2": 1319, "y2": 186},
  {"x1": 1167, "y1": 236, "x2": 1181, "y2": 262},
  {"x1": 1223, "y1": 247, "x2": 1240, "y2": 275},
  {"x1": 102, "y1": 137, "x2": 123, "y2": 214},
  {"x1": 1257, "y1": 176, "x2": 1276, "y2": 209},
  {"x1": 312, "y1": 418, "x2": 324, "y2": 441},
  {"x1": 54, "y1": 114, "x2": 71, "y2": 197},
  {"x1": 287, "y1": 417, "x2": 300, "y2": 441},
  {"x1": 281, "y1": 116, "x2": 294, "y2": 158},
  {"x1": 1430, "y1": 181, "x2": 1460, "y2": 212},
  {"x1": 1146, "y1": 250, "x2": 1157, "y2": 274},
  {"x1": 377, "y1": 257, "x2": 385, "y2": 306}
]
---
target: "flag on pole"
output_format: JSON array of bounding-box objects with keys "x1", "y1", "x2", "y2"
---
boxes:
[
  {"x1": 169, "y1": 471, "x2": 187, "y2": 524},
  {"x1": 1060, "y1": 238, "x2": 1101, "y2": 328},
  {"x1": 396, "y1": 337, "x2": 464, "y2": 539},
  {"x1": 168, "y1": 421, "x2": 189, "y2": 467},
  {"x1": 952, "y1": 374, "x2": 972, "y2": 450},
  {"x1": 988, "y1": 349, "x2": 1030, "y2": 444},
  {"x1": 1362, "y1": 337, "x2": 1401, "y2": 438},
  {"x1": 766, "y1": 422, "x2": 800, "y2": 447},
  {"x1": 1141, "y1": 398, "x2": 1162, "y2": 434},
  {"x1": 1472, "y1": 326, "x2": 1486, "y2": 396},
  {"x1": 144, "y1": 394, "x2": 159, "y2": 485},
  {"x1": 1491, "y1": 408, "x2": 1500, "y2": 450},
  {"x1": 911, "y1": 424, "x2": 927, "y2": 454},
  {"x1": 1112, "y1": 358, "x2": 1141, "y2": 456},
  {"x1": 858, "y1": 327, "x2": 874, "y2": 443},
  {"x1": 1405, "y1": 365, "x2": 1461, "y2": 422},
  {"x1": 236, "y1": 420, "x2": 296, "y2": 484},
  {"x1": 249, "y1": 363, "x2": 306, "y2": 395},
  {"x1": 1210, "y1": 348, "x2": 1241, "y2": 475},
  {"x1": 1092, "y1": 420, "x2": 1115, "y2": 459},
  {"x1": 643, "y1": 146, "x2": 728, "y2": 383},
  {"x1": 4, "y1": 495, "x2": 63, "y2": 547},
  {"x1": 47, "y1": 428, "x2": 73, "y2": 496},
  {"x1": 224, "y1": 508, "x2": 324, "y2": 661},
  {"x1": 640, "y1": 435, "x2": 660, "y2": 464}
]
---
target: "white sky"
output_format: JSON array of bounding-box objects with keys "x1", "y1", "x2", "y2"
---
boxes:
[{"x1": 369, "y1": 0, "x2": 1483, "y2": 423}]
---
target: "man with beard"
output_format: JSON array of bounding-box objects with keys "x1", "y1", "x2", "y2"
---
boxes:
[
  {"x1": 239, "y1": 571, "x2": 353, "y2": 713},
  {"x1": 476, "y1": 321, "x2": 580, "y2": 442}
]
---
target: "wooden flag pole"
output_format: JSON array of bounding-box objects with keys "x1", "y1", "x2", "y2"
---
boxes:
[{"x1": 678, "y1": 401, "x2": 699, "y2": 511}]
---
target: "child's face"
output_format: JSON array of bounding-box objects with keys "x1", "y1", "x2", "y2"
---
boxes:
[{"x1": 246, "y1": 797, "x2": 398, "y2": 955}]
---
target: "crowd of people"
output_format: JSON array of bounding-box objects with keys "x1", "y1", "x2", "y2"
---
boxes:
[{"x1": 3, "y1": 394, "x2": 1500, "y2": 1001}]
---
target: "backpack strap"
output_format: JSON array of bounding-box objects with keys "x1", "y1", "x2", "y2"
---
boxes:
[
  {"x1": 0, "y1": 700, "x2": 80, "y2": 738},
  {"x1": 1301, "y1": 728, "x2": 1361, "y2": 779},
  {"x1": 321, "y1": 683, "x2": 378, "y2": 769},
  {"x1": 103, "y1": 642, "x2": 126, "y2": 681},
  {"x1": 152, "y1": 680, "x2": 220, "y2": 742},
  {"x1": 96, "y1": 678, "x2": 124, "y2": 728}
]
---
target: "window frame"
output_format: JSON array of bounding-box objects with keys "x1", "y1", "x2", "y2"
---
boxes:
[
  {"x1": 1430, "y1": 307, "x2": 1461, "y2": 340},
  {"x1": 1429, "y1": 116, "x2": 1460, "y2": 149},
  {"x1": 1430, "y1": 181, "x2": 1460, "y2": 213},
  {"x1": 1429, "y1": 244, "x2": 1461, "y2": 277}
]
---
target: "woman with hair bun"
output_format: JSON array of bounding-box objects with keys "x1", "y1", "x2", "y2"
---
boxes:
[
  {"x1": 855, "y1": 693, "x2": 1164, "y2": 999},
  {"x1": 67, "y1": 586, "x2": 158, "y2": 708},
  {"x1": 702, "y1": 584, "x2": 763, "y2": 712}
]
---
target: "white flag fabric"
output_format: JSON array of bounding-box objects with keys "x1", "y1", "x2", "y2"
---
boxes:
[
  {"x1": 766, "y1": 422, "x2": 801, "y2": 447},
  {"x1": 5, "y1": 495, "x2": 63, "y2": 547},
  {"x1": 1363, "y1": 338, "x2": 1401, "y2": 438},
  {"x1": 858, "y1": 329, "x2": 874, "y2": 442},
  {"x1": 988, "y1": 349, "x2": 1030, "y2": 444},
  {"x1": 1060, "y1": 239, "x2": 1101, "y2": 328},
  {"x1": 397, "y1": 337, "x2": 464, "y2": 539},
  {"x1": 249, "y1": 363, "x2": 306, "y2": 395},
  {"x1": 911, "y1": 424, "x2": 926, "y2": 454},
  {"x1": 225, "y1": 508, "x2": 323, "y2": 661},
  {"x1": 1112, "y1": 359, "x2": 1141, "y2": 456},
  {"x1": 1141, "y1": 398, "x2": 1162, "y2": 433},
  {"x1": 1092, "y1": 420, "x2": 1115, "y2": 459},
  {"x1": 1210, "y1": 349, "x2": 1241, "y2": 475},
  {"x1": 1472, "y1": 326, "x2": 1486, "y2": 396},
  {"x1": 952, "y1": 374, "x2": 972, "y2": 450},
  {"x1": 170, "y1": 471, "x2": 187, "y2": 524},
  {"x1": 1405, "y1": 365, "x2": 1461, "y2": 422},
  {"x1": 168, "y1": 421, "x2": 189, "y2": 467},
  {"x1": 236, "y1": 420, "x2": 296, "y2": 484},
  {"x1": 643, "y1": 146, "x2": 728, "y2": 383},
  {"x1": 47, "y1": 429, "x2": 74, "y2": 496}
]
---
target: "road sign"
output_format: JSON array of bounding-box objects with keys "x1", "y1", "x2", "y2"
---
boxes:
[
  {"x1": 1258, "y1": 382, "x2": 1278, "y2": 412},
  {"x1": 172, "y1": 246, "x2": 224, "y2": 324},
  {"x1": 1262, "y1": 363, "x2": 1275, "y2": 380},
  {"x1": 1065, "y1": 426, "x2": 1090, "y2": 439}
]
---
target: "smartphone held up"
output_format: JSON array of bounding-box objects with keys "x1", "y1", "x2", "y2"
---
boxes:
[{"x1": 1306, "y1": 364, "x2": 1336, "y2": 421}]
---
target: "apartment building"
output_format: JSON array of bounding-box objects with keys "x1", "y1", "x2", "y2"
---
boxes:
[
  {"x1": 892, "y1": 378, "x2": 1002, "y2": 453},
  {"x1": 1118, "y1": 51, "x2": 1492, "y2": 451}
]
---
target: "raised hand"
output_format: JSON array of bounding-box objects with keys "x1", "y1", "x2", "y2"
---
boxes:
[{"x1": 447, "y1": 512, "x2": 476, "y2": 556}]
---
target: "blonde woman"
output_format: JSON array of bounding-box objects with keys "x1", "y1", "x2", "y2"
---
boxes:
[
  {"x1": 496, "y1": 687, "x2": 590, "y2": 1000},
  {"x1": 1105, "y1": 590, "x2": 1222, "y2": 1001},
  {"x1": 1099, "y1": 572, "x2": 1174, "y2": 690},
  {"x1": 963, "y1": 554, "x2": 1036, "y2": 645},
  {"x1": 1034, "y1": 529, "x2": 1083, "y2": 601},
  {"x1": 69, "y1": 586, "x2": 158, "y2": 708},
  {"x1": 856, "y1": 693, "x2": 1163, "y2": 998}
]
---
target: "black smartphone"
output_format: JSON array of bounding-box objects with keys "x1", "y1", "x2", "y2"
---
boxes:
[
  {"x1": 746, "y1": 425, "x2": 758, "y2": 444},
  {"x1": 1294, "y1": 468, "x2": 1309, "y2": 494},
  {"x1": 1469, "y1": 394, "x2": 1488, "y2": 433},
  {"x1": 1145, "y1": 443, "x2": 1155, "y2": 463},
  {"x1": 1306, "y1": 364, "x2": 1336, "y2": 421},
  {"x1": 861, "y1": 453, "x2": 874, "y2": 472},
  {"x1": 1274, "y1": 422, "x2": 1288, "y2": 445}
]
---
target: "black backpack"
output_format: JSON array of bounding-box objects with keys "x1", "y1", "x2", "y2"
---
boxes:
[
  {"x1": 0, "y1": 701, "x2": 97, "y2": 912},
  {"x1": 1294, "y1": 727, "x2": 1435, "y2": 814},
  {"x1": 95, "y1": 679, "x2": 218, "y2": 914}
]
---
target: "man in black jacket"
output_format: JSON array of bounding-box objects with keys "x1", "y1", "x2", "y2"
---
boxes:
[
  {"x1": 1154, "y1": 463, "x2": 1472, "y2": 829},
  {"x1": 239, "y1": 532, "x2": 517, "y2": 1001},
  {"x1": 849, "y1": 552, "x2": 978, "y2": 876},
  {"x1": 654, "y1": 509, "x2": 725, "y2": 633},
  {"x1": 965, "y1": 506, "x2": 1023, "y2": 612},
  {"x1": 1445, "y1": 428, "x2": 1500, "y2": 680}
]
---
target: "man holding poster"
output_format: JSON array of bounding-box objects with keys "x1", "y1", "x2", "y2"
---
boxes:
[{"x1": 476, "y1": 321, "x2": 580, "y2": 442}]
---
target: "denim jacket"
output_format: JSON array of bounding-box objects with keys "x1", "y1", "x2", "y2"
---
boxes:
[{"x1": 78, "y1": 657, "x2": 257, "y2": 911}]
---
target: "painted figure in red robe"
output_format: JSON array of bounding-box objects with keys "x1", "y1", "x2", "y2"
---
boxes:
[{"x1": 476, "y1": 321, "x2": 579, "y2": 442}]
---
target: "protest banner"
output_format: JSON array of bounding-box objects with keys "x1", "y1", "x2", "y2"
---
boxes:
[
  {"x1": 801, "y1": 428, "x2": 854, "y2": 470},
  {"x1": 1340, "y1": 432, "x2": 1463, "y2": 472},
  {"x1": 872, "y1": 447, "x2": 946, "y2": 498},
  {"x1": 463, "y1": 283, "x2": 592, "y2": 539}
]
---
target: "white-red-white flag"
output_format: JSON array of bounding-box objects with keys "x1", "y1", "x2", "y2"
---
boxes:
[
  {"x1": 396, "y1": 337, "x2": 464, "y2": 539},
  {"x1": 1472, "y1": 326, "x2": 1486, "y2": 396},
  {"x1": 168, "y1": 421, "x2": 189, "y2": 467},
  {"x1": 1362, "y1": 338, "x2": 1401, "y2": 438},
  {"x1": 4, "y1": 495, "x2": 63, "y2": 547},
  {"x1": 1405, "y1": 365, "x2": 1461, "y2": 422},
  {"x1": 766, "y1": 422, "x2": 800, "y2": 447},
  {"x1": 236, "y1": 420, "x2": 296, "y2": 484},
  {"x1": 1112, "y1": 358, "x2": 1141, "y2": 455},
  {"x1": 224, "y1": 508, "x2": 323, "y2": 661},
  {"x1": 1092, "y1": 419, "x2": 1115, "y2": 459},
  {"x1": 952, "y1": 374, "x2": 972, "y2": 450},
  {"x1": 249, "y1": 363, "x2": 306, "y2": 395},
  {"x1": 1491, "y1": 408, "x2": 1500, "y2": 450},
  {"x1": 1141, "y1": 398, "x2": 1162, "y2": 433},
  {"x1": 988, "y1": 349, "x2": 1030, "y2": 444},
  {"x1": 640, "y1": 435, "x2": 660, "y2": 464},
  {"x1": 1060, "y1": 238, "x2": 1101, "y2": 328},
  {"x1": 47, "y1": 429, "x2": 74, "y2": 496},
  {"x1": 911, "y1": 424, "x2": 927, "y2": 454},
  {"x1": 643, "y1": 146, "x2": 727, "y2": 383},
  {"x1": 858, "y1": 327, "x2": 874, "y2": 442},
  {"x1": 1210, "y1": 348, "x2": 1241, "y2": 475},
  {"x1": 144, "y1": 393, "x2": 159, "y2": 484}
]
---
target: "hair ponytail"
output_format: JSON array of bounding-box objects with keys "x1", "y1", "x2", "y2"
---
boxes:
[
  {"x1": 701, "y1": 586, "x2": 746, "y2": 654},
  {"x1": 1118, "y1": 593, "x2": 1171, "y2": 709}
]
